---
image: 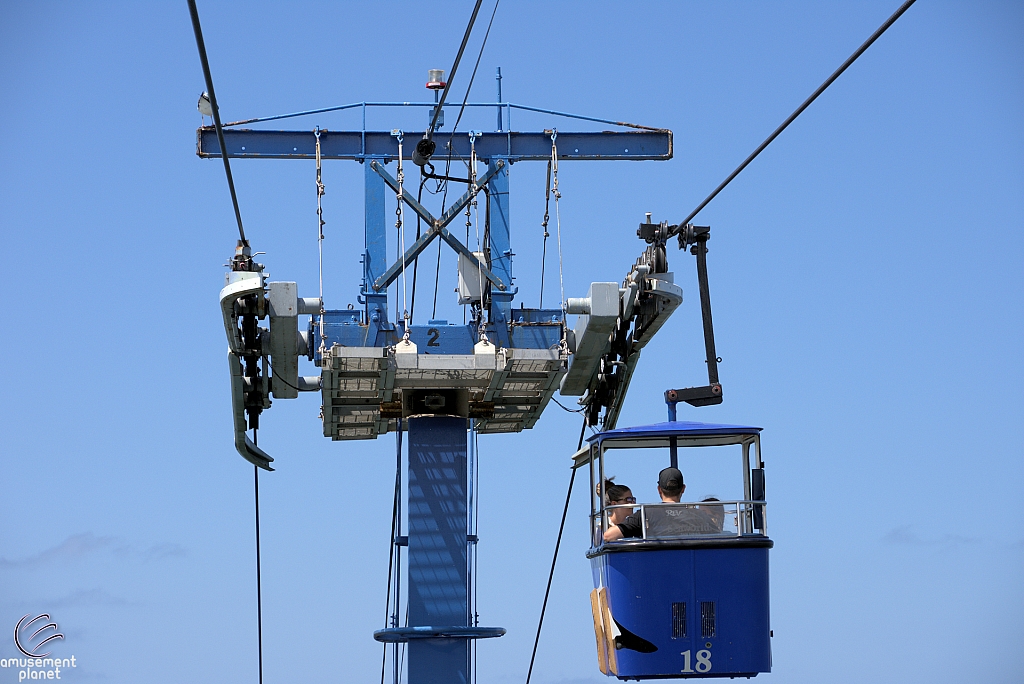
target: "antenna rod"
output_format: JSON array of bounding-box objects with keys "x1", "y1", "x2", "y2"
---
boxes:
[
  {"x1": 676, "y1": 0, "x2": 917, "y2": 229},
  {"x1": 187, "y1": 0, "x2": 247, "y2": 244}
]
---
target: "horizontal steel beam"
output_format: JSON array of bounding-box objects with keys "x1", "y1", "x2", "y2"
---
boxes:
[{"x1": 197, "y1": 129, "x2": 672, "y2": 161}]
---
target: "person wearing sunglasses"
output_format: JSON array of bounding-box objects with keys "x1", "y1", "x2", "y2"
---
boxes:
[
  {"x1": 602, "y1": 480, "x2": 641, "y2": 542},
  {"x1": 604, "y1": 467, "x2": 688, "y2": 541}
]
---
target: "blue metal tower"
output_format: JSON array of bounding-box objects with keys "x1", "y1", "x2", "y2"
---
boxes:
[{"x1": 209, "y1": 96, "x2": 678, "y2": 684}]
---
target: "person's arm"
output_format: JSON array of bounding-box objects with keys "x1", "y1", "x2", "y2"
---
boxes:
[{"x1": 603, "y1": 512, "x2": 642, "y2": 542}]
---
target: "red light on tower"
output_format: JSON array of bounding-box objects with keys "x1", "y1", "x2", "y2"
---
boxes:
[{"x1": 426, "y1": 69, "x2": 446, "y2": 90}]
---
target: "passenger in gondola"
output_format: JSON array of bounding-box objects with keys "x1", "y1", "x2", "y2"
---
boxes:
[
  {"x1": 598, "y1": 480, "x2": 638, "y2": 543},
  {"x1": 603, "y1": 467, "x2": 687, "y2": 541},
  {"x1": 697, "y1": 496, "x2": 726, "y2": 533}
]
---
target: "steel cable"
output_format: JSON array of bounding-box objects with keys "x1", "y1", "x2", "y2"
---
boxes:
[
  {"x1": 677, "y1": 0, "x2": 918, "y2": 229},
  {"x1": 525, "y1": 417, "x2": 587, "y2": 684},
  {"x1": 252, "y1": 452, "x2": 264, "y2": 684},
  {"x1": 447, "y1": 0, "x2": 501, "y2": 142},
  {"x1": 186, "y1": 0, "x2": 247, "y2": 244},
  {"x1": 426, "y1": 0, "x2": 485, "y2": 141}
]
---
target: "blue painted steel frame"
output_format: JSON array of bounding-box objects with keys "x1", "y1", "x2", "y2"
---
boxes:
[
  {"x1": 406, "y1": 417, "x2": 471, "y2": 684},
  {"x1": 369, "y1": 160, "x2": 508, "y2": 293},
  {"x1": 363, "y1": 161, "x2": 391, "y2": 343},
  {"x1": 202, "y1": 106, "x2": 673, "y2": 684},
  {"x1": 587, "y1": 422, "x2": 771, "y2": 679},
  {"x1": 593, "y1": 547, "x2": 771, "y2": 679},
  {"x1": 314, "y1": 312, "x2": 565, "y2": 353},
  {"x1": 198, "y1": 128, "x2": 672, "y2": 161},
  {"x1": 487, "y1": 160, "x2": 515, "y2": 328},
  {"x1": 199, "y1": 117, "x2": 671, "y2": 347}
]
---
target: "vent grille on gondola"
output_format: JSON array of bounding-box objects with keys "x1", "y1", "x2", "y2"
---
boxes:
[
  {"x1": 671, "y1": 602, "x2": 687, "y2": 638},
  {"x1": 700, "y1": 601, "x2": 716, "y2": 638}
]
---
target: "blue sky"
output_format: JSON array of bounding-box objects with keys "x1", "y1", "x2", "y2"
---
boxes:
[{"x1": 1, "y1": 1, "x2": 1021, "y2": 683}]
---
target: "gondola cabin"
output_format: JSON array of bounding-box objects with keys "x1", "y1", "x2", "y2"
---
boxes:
[{"x1": 574, "y1": 421, "x2": 772, "y2": 679}]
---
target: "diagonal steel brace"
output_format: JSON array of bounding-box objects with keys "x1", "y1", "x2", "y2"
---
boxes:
[
  {"x1": 369, "y1": 160, "x2": 507, "y2": 293},
  {"x1": 369, "y1": 160, "x2": 437, "y2": 227}
]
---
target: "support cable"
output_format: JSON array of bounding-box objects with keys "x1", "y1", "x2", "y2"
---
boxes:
[
  {"x1": 676, "y1": 0, "x2": 918, "y2": 229},
  {"x1": 446, "y1": 0, "x2": 501, "y2": 145},
  {"x1": 432, "y1": 161, "x2": 453, "y2": 322},
  {"x1": 538, "y1": 159, "x2": 551, "y2": 308},
  {"x1": 470, "y1": 135, "x2": 486, "y2": 340},
  {"x1": 315, "y1": 128, "x2": 327, "y2": 364},
  {"x1": 549, "y1": 132, "x2": 566, "y2": 313},
  {"x1": 409, "y1": 176, "x2": 428, "y2": 323},
  {"x1": 425, "y1": 0, "x2": 485, "y2": 144},
  {"x1": 551, "y1": 397, "x2": 586, "y2": 414},
  {"x1": 423, "y1": 0, "x2": 498, "y2": 325},
  {"x1": 394, "y1": 134, "x2": 410, "y2": 332},
  {"x1": 252, "y1": 439, "x2": 265, "y2": 684},
  {"x1": 186, "y1": 0, "x2": 246, "y2": 244},
  {"x1": 525, "y1": 417, "x2": 587, "y2": 684},
  {"x1": 221, "y1": 101, "x2": 660, "y2": 131}
]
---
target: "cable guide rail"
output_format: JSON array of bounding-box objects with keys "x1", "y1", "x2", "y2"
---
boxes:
[{"x1": 198, "y1": 127, "x2": 672, "y2": 161}]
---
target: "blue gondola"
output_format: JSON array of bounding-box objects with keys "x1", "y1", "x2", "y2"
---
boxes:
[{"x1": 576, "y1": 420, "x2": 772, "y2": 679}]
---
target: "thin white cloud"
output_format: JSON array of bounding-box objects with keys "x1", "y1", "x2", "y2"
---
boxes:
[
  {"x1": 0, "y1": 533, "x2": 115, "y2": 569},
  {"x1": 48, "y1": 588, "x2": 133, "y2": 608},
  {"x1": 883, "y1": 524, "x2": 979, "y2": 546},
  {"x1": 0, "y1": 533, "x2": 186, "y2": 569}
]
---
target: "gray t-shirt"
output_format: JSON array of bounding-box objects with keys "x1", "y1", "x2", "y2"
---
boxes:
[
  {"x1": 615, "y1": 504, "x2": 724, "y2": 538},
  {"x1": 643, "y1": 505, "x2": 724, "y2": 536}
]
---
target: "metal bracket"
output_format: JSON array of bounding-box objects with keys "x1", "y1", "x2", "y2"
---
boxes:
[{"x1": 663, "y1": 224, "x2": 723, "y2": 409}]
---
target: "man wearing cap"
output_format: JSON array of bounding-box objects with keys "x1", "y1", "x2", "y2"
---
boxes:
[{"x1": 603, "y1": 467, "x2": 686, "y2": 541}]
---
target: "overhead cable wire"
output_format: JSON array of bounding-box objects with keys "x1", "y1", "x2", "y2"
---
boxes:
[
  {"x1": 252, "y1": 458, "x2": 265, "y2": 684},
  {"x1": 677, "y1": 0, "x2": 917, "y2": 229},
  {"x1": 187, "y1": 0, "x2": 247, "y2": 244},
  {"x1": 447, "y1": 0, "x2": 501, "y2": 142},
  {"x1": 426, "y1": 0, "x2": 485, "y2": 143},
  {"x1": 525, "y1": 417, "x2": 587, "y2": 684},
  {"x1": 440, "y1": 0, "x2": 499, "y2": 196},
  {"x1": 446, "y1": 0, "x2": 500, "y2": 324},
  {"x1": 425, "y1": 0, "x2": 498, "y2": 320}
]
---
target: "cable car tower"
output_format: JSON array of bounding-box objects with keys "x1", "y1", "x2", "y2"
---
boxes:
[
  {"x1": 208, "y1": 86, "x2": 690, "y2": 681},
  {"x1": 190, "y1": 0, "x2": 916, "y2": 681}
]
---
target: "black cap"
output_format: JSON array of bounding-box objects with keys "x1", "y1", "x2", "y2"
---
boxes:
[{"x1": 658, "y1": 467, "x2": 684, "y2": 490}]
